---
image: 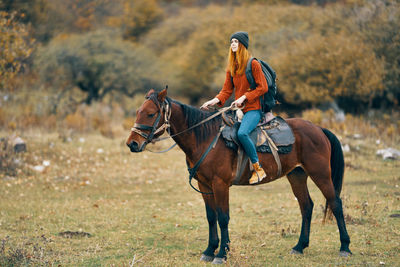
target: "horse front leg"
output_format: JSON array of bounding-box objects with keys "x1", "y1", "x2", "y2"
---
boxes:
[
  {"x1": 212, "y1": 178, "x2": 230, "y2": 264},
  {"x1": 199, "y1": 183, "x2": 219, "y2": 262}
]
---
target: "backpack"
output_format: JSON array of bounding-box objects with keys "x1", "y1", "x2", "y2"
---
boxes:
[{"x1": 245, "y1": 57, "x2": 277, "y2": 112}]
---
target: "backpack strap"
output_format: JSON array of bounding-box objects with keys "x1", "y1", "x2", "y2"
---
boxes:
[
  {"x1": 231, "y1": 57, "x2": 257, "y2": 89},
  {"x1": 245, "y1": 57, "x2": 257, "y2": 90}
]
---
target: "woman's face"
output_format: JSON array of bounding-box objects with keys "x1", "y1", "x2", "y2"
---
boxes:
[{"x1": 231, "y1": 38, "x2": 239, "y2": 52}]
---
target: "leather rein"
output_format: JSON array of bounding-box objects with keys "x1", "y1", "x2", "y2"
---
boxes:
[
  {"x1": 131, "y1": 97, "x2": 234, "y2": 151},
  {"x1": 130, "y1": 96, "x2": 237, "y2": 194}
]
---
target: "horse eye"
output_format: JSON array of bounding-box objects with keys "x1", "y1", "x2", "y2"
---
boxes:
[{"x1": 148, "y1": 113, "x2": 156, "y2": 118}]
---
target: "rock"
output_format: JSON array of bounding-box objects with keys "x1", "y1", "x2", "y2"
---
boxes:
[
  {"x1": 32, "y1": 165, "x2": 45, "y2": 172},
  {"x1": 330, "y1": 101, "x2": 345, "y2": 122},
  {"x1": 318, "y1": 101, "x2": 345, "y2": 122},
  {"x1": 12, "y1": 137, "x2": 26, "y2": 153},
  {"x1": 342, "y1": 144, "x2": 350, "y2": 153},
  {"x1": 42, "y1": 160, "x2": 51, "y2": 167},
  {"x1": 376, "y1": 148, "x2": 400, "y2": 160},
  {"x1": 2, "y1": 176, "x2": 16, "y2": 181}
]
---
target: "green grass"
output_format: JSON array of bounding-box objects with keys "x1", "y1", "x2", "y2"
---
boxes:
[{"x1": 0, "y1": 130, "x2": 399, "y2": 266}]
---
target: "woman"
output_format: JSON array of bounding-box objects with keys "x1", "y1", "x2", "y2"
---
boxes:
[{"x1": 200, "y1": 31, "x2": 268, "y2": 184}]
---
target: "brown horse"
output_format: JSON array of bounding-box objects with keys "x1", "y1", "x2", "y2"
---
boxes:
[{"x1": 126, "y1": 88, "x2": 351, "y2": 264}]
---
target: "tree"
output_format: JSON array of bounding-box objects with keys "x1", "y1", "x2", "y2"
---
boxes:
[
  {"x1": 35, "y1": 30, "x2": 164, "y2": 107},
  {"x1": 178, "y1": 29, "x2": 227, "y2": 104},
  {"x1": 122, "y1": 0, "x2": 164, "y2": 41},
  {"x1": 273, "y1": 32, "x2": 384, "y2": 111},
  {"x1": 349, "y1": 0, "x2": 400, "y2": 108},
  {"x1": 0, "y1": 0, "x2": 56, "y2": 42},
  {"x1": 0, "y1": 11, "x2": 34, "y2": 91}
]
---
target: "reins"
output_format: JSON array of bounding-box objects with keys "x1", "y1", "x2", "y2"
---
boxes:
[
  {"x1": 152, "y1": 104, "x2": 233, "y2": 143},
  {"x1": 133, "y1": 100, "x2": 234, "y2": 153},
  {"x1": 130, "y1": 98, "x2": 239, "y2": 195}
]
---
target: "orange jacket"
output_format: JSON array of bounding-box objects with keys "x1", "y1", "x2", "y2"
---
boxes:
[{"x1": 216, "y1": 59, "x2": 268, "y2": 113}]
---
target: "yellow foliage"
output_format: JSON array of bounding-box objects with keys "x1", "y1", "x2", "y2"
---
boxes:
[
  {"x1": 20, "y1": 115, "x2": 41, "y2": 128},
  {"x1": 0, "y1": 108, "x2": 5, "y2": 127},
  {"x1": 0, "y1": 11, "x2": 34, "y2": 90},
  {"x1": 301, "y1": 109, "x2": 324, "y2": 125},
  {"x1": 43, "y1": 115, "x2": 57, "y2": 130},
  {"x1": 64, "y1": 112, "x2": 88, "y2": 131},
  {"x1": 99, "y1": 126, "x2": 114, "y2": 139},
  {"x1": 8, "y1": 121, "x2": 16, "y2": 131},
  {"x1": 386, "y1": 124, "x2": 398, "y2": 139},
  {"x1": 106, "y1": 16, "x2": 122, "y2": 27},
  {"x1": 122, "y1": 117, "x2": 135, "y2": 131},
  {"x1": 273, "y1": 32, "x2": 384, "y2": 105},
  {"x1": 123, "y1": 0, "x2": 164, "y2": 40}
]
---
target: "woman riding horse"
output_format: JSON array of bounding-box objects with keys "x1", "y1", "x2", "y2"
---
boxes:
[{"x1": 201, "y1": 31, "x2": 269, "y2": 185}]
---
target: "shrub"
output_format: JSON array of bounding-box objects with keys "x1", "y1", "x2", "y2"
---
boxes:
[
  {"x1": 272, "y1": 32, "x2": 384, "y2": 111},
  {"x1": 64, "y1": 112, "x2": 88, "y2": 132},
  {"x1": 122, "y1": 0, "x2": 164, "y2": 41},
  {"x1": 348, "y1": 0, "x2": 400, "y2": 108},
  {"x1": 35, "y1": 29, "x2": 165, "y2": 107},
  {"x1": 0, "y1": 11, "x2": 34, "y2": 90}
]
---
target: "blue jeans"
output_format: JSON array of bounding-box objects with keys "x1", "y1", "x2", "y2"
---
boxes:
[{"x1": 237, "y1": 110, "x2": 262, "y2": 164}]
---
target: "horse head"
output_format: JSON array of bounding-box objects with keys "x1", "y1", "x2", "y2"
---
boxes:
[{"x1": 126, "y1": 88, "x2": 169, "y2": 152}]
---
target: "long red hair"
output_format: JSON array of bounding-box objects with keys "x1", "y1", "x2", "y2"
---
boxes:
[{"x1": 227, "y1": 43, "x2": 250, "y2": 76}]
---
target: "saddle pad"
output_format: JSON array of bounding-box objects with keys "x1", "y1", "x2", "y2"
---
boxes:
[{"x1": 221, "y1": 116, "x2": 294, "y2": 154}]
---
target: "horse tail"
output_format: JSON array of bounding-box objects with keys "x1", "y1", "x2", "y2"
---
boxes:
[{"x1": 321, "y1": 128, "x2": 345, "y2": 223}]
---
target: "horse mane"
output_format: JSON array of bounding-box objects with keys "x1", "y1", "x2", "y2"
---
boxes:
[{"x1": 170, "y1": 98, "x2": 222, "y2": 144}]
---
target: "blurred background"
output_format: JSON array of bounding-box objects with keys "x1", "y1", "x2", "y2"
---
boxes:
[
  {"x1": 0, "y1": 0, "x2": 399, "y2": 140},
  {"x1": 0, "y1": 2, "x2": 399, "y2": 265}
]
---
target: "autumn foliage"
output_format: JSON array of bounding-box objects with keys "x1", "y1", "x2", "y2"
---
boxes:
[{"x1": 0, "y1": 0, "x2": 399, "y2": 130}]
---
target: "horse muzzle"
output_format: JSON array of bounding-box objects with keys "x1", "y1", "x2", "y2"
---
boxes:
[{"x1": 126, "y1": 140, "x2": 145, "y2": 152}]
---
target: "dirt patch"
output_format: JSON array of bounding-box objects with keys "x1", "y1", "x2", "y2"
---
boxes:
[{"x1": 58, "y1": 231, "x2": 92, "y2": 238}]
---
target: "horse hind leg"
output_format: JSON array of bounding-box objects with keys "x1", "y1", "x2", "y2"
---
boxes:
[
  {"x1": 287, "y1": 167, "x2": 314, "y2": 254},
  {"x1": 307, "y1": 166, "x2": 351, "y2": 256}
]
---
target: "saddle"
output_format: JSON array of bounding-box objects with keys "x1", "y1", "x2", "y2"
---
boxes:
[
  {"x1": 220, "y1": 111, "x2": 295, "y2": 185},
  {"x1": 221, "y1": 112, "x2": 294, "y2": 154}
]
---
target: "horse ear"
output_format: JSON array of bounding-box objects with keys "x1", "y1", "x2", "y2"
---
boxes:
[
  {"x1": 158, "y1": 87, "x2": 168, "y2": 102},
  {"x1": 146, "y1": 89, "x2": 155, "y2": 98}
]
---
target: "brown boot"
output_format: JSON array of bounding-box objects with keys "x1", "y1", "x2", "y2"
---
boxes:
[{"x1": 249, "y1": 162, "x2": 267, "y2": 184}]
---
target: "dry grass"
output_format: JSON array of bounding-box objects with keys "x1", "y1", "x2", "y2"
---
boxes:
[{"x1": 0, "y1": 123, "x2": 399, "y2": 266}]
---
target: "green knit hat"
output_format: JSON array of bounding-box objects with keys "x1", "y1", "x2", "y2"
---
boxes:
[{"x1": 230, "y1": 31, "x2": 249, "y2": 49}]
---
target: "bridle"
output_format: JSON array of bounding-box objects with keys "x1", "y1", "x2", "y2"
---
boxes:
[
  {"x1": 129, "y1": 93, "x2": 241, "y2": 194},
  {"x1": 130, "y1": 95, "x2": 172, "y2": 151},
  {"x1": 131, "y1": 95, "x2": 240, "y2": 153}
]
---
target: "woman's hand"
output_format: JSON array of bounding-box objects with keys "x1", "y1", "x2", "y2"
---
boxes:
[
  {"x1": 200, "y1": 98, "x2": 220, "y2": 110},
  {"x1": 232, "y1": 95, "x2": 246, "y2": 108}
]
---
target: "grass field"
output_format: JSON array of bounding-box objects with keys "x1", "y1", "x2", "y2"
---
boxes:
[{"x1": 0, "y1": 130, "x2": 399, "y2": 266}]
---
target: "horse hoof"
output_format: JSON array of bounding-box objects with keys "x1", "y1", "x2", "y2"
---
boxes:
[
  {"x1": 212, "y1": 257, "x2": 225, "y2": 264},
  {"x1": 200, "y1": 254, "x2": 214, "y2": 262},
  {"x1": 290, "y1": 249, "x2": 303, "y2": 255},
  {"x1": 339, "y1": 251, "x2": 352, "y2": 257}
]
